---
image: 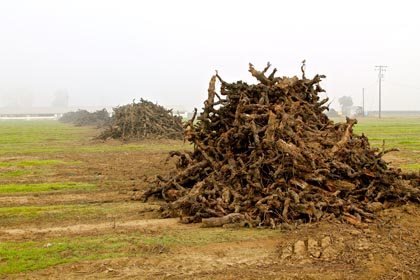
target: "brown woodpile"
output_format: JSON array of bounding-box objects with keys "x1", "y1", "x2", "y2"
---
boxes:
[
  {"x1": 142, "y1": 62, "x2": 420, "y2": 228},
  {"x1": 99, "y1": 99, "x2": 184, "y2": 140},
  {"x1": 59, "y1": 109, "x2": 111, "y2": 127}
]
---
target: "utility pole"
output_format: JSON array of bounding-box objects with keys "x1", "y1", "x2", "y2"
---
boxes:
[
  {"x1": 375, "y1": 65, "x2": 387, "y2": 118},
  {"x1": 362, "y1": 88, "x2": 365, "y2": 117}
]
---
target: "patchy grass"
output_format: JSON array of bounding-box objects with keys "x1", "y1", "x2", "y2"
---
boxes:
[
  {"x1": 0, "y1": 169, "x2": 49, "y2": 178},
  {"x1": 0, "y1": 182, "x2": 96, "y2": 194},
  {"x1": 0, "y1": 160, "x2": 81, "y2": 178},
  {"x1": 77, "y1": 144, "x2": 189, "y2": 153},
  {"x1": 0, "y1": 160, "x2": 80, "y2": 167},
  {"x1": 0, "y1": 228, "x2": 281, "y2": 274},
  {"x1": 143, "y1": 227, "x2": 282, "y2": 246},
  {"x1": 0, "y1": 236, "x2": 127, "y2": 274},
  {"x1": 399, "y1": 163, "x2": 420, "y2": 172},
  {"x1": 0, "y1": 202, "x2": 160, "y2": 226}
]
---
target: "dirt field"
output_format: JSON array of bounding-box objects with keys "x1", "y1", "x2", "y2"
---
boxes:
[{"x1": 1, "y1": 121, "x2": 420, "y2": 279}]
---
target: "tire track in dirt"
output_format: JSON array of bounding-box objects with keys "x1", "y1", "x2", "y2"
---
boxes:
[
  {"x1": 0, "y1": 218, "x2": 188, "y2": 242},
  {"x1": 0, "y1": 190, "x2": 130, "y2": 207}
]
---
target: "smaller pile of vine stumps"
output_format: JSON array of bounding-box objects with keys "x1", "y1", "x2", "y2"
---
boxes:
[
  {"x1": 59, "y1": 109, "x2": 111, "y2": 127},
  {"x1": 99, "y1": 99, "x2": 184, "y2": 141}
]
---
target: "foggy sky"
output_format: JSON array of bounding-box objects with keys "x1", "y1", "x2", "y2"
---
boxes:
[{"x1": 0, "y1": 0, "x2": 419, "y2": 111}]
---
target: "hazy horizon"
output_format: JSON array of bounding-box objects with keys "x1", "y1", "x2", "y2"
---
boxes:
[{"x1": 1, "y1": 0, "x2": 419, "y2": 112}]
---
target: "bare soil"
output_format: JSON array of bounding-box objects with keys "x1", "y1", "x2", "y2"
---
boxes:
[{"x1": 1, "y1": 142, "x2": 420, "y2": 279}]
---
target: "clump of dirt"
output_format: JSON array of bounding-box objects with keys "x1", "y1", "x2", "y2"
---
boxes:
[
  {"x1": 142, "y1": 62, "x2": 420, "y2": 228},
  {"x1": 99, "y1": 99, "x2": 184, "y2": 140},
  {"x1": 59, "y1": 109, "x2": 111, "y2": 127}
]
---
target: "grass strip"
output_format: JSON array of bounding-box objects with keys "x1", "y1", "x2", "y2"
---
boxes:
[
  {"x1": 0, "y1": 182, "x2": 96, "y2": 194},
  {"x1": 0, "y1": 202, "x2": 159, "y2": 225},
  {"x1": 0, "y1": 228, "x2": 281, "y2": 274},
  {"x1": 0, "y1": 160, "x2": 81, "y2": 167}
]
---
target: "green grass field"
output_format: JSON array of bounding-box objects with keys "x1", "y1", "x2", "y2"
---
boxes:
[
  {"x1": 0, "y1": 120, "x2": 186, "y2": 155},
  {"x1": 0, "y1": 120, "x2": 93, "y2": 154},
  {"x1": 352, "y1": 117, "x2": 420, "y2": 151},
  {"x1": 350, "y1": 116, "x2": 420, "y2": 171},
  {"x1": 0, "y1": 182, "x2": 97, "y2": 194}
]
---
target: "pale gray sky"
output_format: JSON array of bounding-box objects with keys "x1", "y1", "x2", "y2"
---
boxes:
[{"x1": 0, "y1": 0, "x2": 419, "y2": 111}]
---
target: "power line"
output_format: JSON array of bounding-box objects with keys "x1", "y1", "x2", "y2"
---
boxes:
[{"x1": 375, "y1": 65, "x2": 387, "y2": 118}]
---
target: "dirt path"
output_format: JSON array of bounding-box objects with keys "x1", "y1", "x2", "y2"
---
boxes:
[
  {"x1": 0, "y1": 218, "x2": 185, "y2": 242},
  {"x1": 0, "y1": 190, "x2": 130, "y2": 207}
]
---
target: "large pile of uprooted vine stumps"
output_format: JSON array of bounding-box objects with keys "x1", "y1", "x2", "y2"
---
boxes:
[{"x1": 142, "y1": 62, "x2": 420, "y2": 228}]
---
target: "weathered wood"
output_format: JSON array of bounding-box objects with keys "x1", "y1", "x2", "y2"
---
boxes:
[
  {"x1": 141, "y1": 62, "x2": 420, "y2": 228},
  {"x1": 98, "y1": 98, "x2": 183, "y2": 140},
  {"x1": 201, "y1": 213, "x2": 246, "y2": 227}
]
